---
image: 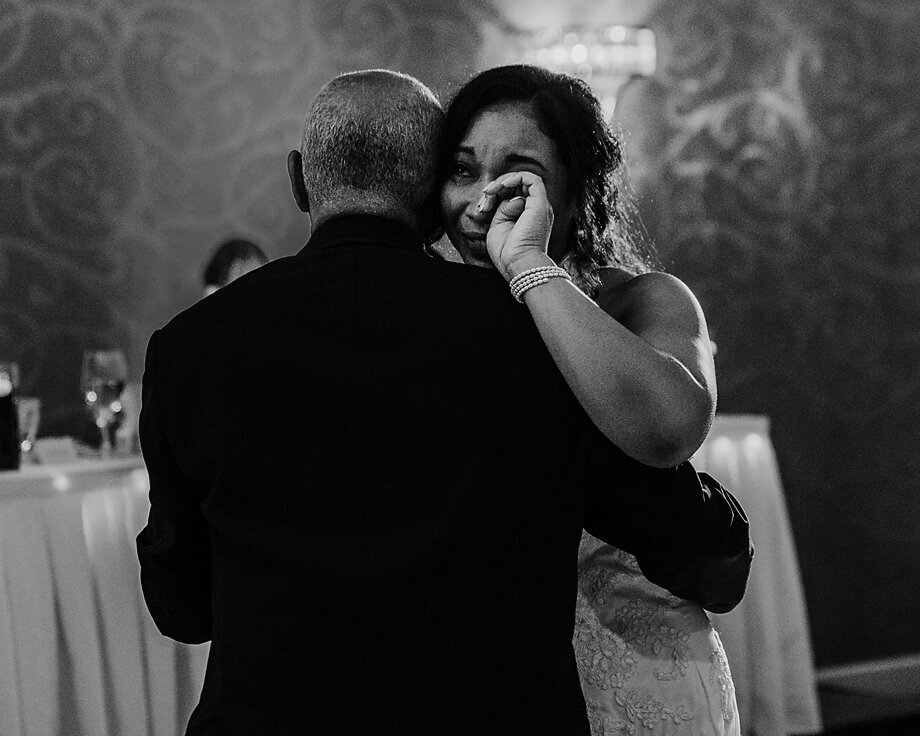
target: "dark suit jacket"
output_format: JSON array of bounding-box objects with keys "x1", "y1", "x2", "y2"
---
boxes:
[{"x1": 137, "y1": 214, "x2": 752, "y2": 735}]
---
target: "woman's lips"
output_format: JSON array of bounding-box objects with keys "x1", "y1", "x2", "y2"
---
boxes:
[{"x1": 461, "y1": 232, "x2": 487, "y2": 249}]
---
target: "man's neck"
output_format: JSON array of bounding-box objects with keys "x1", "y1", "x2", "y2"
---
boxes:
[{"x1": 310, "y1": 201, "x2": 420, "y2": 237}]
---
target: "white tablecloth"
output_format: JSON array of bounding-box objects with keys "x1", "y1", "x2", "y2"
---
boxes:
[
  {"x1": 694, "y1": 415, "x2": 823, "y2": 736},
  {"x1": 0, "y1": 458, "x2": 208, "y2": 736},
  {"x1": 0, "y1": 419, "x2": 822, "y2": 736}
]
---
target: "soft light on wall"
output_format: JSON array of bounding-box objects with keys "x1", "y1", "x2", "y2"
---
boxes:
[{"x1": 507, "y1": 25, "x2": 657, "y2": 116}]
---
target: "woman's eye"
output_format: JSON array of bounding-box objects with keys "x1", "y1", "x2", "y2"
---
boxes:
[{"x1": 451, "y1": 161, "x2": 472, "y2": 178}]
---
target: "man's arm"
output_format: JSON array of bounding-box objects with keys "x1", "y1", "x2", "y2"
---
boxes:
[
  {"x1": 136, "y1": 329, "x2": 213, "y2": 643},
  {"x1": 582, "y1": 440, "x2": 754, "y2": 614}
]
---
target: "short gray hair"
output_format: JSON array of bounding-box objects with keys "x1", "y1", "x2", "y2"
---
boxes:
[{"x1": 301, "y1": 70, "x2": 443, "y2": 220}]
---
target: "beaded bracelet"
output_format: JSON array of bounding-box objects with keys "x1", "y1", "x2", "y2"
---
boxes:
[{"x1": 508, "y1": 265, "x2": 571, "y2": 303}]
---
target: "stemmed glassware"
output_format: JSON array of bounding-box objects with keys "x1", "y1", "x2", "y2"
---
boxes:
[
  {"x1": 16, "y1": 397, "x2": 41, "y2": 464},
  {"x1": 80, "y1": 350, "x2": 128, "y2": 458}
]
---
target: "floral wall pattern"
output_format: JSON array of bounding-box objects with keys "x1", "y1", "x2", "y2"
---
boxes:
[
  {"x1": 617, "y1": 0, "x2": 920, "y2": 664},
  {"x1": 1, "y1": 0, "x2": 918, "y2": 665},
  {"x1": 0, "y1": 0, "x2": 495, "y2": 435}
]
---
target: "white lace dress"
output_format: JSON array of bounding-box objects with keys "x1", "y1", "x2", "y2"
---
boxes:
[{"x1": 574, "y1": 532, "x2": 741, "y2": 736}]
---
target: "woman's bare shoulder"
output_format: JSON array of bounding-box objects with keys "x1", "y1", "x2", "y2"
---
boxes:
[{"x1": 596, "y1": 268, "x2": 704, "y2": 329}]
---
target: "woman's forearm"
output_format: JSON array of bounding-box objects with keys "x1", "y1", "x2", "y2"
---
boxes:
[
  {"x1": 481, "y1": 173, "x2": 716, "y2": 466},
  {"x1": 520, "y1": 277, "x2": 715, "y2": 467}
]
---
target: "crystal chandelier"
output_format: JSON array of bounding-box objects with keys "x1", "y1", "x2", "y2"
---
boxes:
[{"x1": 512, "y1": 25, "x2": 656, "y2": 118}]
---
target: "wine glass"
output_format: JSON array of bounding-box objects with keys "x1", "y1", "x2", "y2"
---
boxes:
[
  {"x1": 81, "y1": 350, "x2": 128, "y2": 458},
  {"x1": 16, "y1": 397, "x2": 41, "y2": 464}
]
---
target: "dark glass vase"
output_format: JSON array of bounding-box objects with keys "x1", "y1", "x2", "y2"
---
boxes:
[{"x1": 0, "y1": 362, "x2": 20, "y2": 471}]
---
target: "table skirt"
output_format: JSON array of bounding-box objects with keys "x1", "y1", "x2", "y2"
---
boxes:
[
  {"x1": 0, "y1": 463, "x2": 207, "y2": 736},
  {"x1": 694, "y1": 415, "x2": 822, "y2": 736},
  {"x1": 0, "y1": 414, "x2": 823, "y2": 736}
]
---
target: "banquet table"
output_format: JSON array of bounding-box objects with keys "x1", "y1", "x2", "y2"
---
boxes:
[
  {"x1": 694, "y1": 414, "x2": 823, "y2": 736},
  {"x1": 0, "y1": 457, "x2": 208, "y2": 736},
  {"x1": 0, "y1": 416, "x2": 822, "y2": 736}
]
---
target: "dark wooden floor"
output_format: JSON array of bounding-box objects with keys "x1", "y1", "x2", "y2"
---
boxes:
[
  {"x1": 820, "y1": 713, "x2": 920, "y2": 736},
  {"x1": 808, "y1": 682, "x2": 920, "y2": 735}
]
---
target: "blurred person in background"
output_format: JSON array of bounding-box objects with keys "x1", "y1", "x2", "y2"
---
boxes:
[{"x1": 202, "y1": 238, "x2": 269, "y2": 296}]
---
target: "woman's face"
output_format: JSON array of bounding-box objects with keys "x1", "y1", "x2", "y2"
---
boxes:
[{"x1": 441, "y1": 101, "x2": 576, "y2": 268}]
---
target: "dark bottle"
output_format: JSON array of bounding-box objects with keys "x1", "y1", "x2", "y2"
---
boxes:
[{"x1": 0, "y1": 363, "x2": 20, "y2": 471}]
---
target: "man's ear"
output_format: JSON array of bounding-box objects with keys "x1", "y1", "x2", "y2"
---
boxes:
[{"x1": 287, "y1": 150, "x2": 310, "y2": 213}]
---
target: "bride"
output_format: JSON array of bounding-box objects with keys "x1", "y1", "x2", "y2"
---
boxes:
[{"x1": 437, "y1": 64, "x2": 741, "y2": 736}]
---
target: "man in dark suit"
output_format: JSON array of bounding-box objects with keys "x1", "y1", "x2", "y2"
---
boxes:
[{"x1": 137, "y1": 70, "x2": 751, "y2": 735}]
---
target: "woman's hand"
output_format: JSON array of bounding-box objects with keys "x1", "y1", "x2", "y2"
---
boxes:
[
  {"x1": 480, "y1": 172, "x2": 556, "y2": 280},
  {"x1": 478, "y1": 175, "x2": 715, "y2": 467}
]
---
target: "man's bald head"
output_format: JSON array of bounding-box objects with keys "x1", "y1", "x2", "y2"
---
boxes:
[{"x1": 300, "y1": 70, "x2": 443, "y2": 231}]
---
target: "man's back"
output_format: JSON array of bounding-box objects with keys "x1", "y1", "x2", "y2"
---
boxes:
[{"x1": 140, "y1": 215, "x2": 615, "y2": 734}]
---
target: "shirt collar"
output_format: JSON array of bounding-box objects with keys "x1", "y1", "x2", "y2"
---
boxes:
[{"x1": 299, "y1": 214, "x2": 424, "y2": 254}]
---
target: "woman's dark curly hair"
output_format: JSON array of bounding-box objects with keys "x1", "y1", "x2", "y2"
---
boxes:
[{"x1": 442, "y1": 64, "x2": 654, "y2": 295}]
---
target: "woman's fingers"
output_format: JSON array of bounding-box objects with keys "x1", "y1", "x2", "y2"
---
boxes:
[
  {"x1": 482, "y1": 172, "x2": 534, "y2": 195},
  {"x1": 478, "y1": 171, "x2": 547, "y2": 213},
  {"x1": 475, "y1": 191, "x2": 497, "y2": 213},
  {"x1": 496, "y1": 196, "x2": 526, "y2": 219},
  {"x1": 476, "y1": 188, "x2": 516, "y2": 213}
]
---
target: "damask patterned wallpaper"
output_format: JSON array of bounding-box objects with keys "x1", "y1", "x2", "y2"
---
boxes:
[
  {"x1": 618, "y1": 0, "x2": 920, "y2": 664},
  {"x1": 0, "y1": 0, "x2": 496, "y2": 435},
  {"x1": 1, "y1": 0, "x2": 917, "y2": 664}
]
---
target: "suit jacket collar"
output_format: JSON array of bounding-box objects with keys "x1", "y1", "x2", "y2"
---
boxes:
[{"x1": 300, "y1": 214, "x2": 423, "y2": 254}]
